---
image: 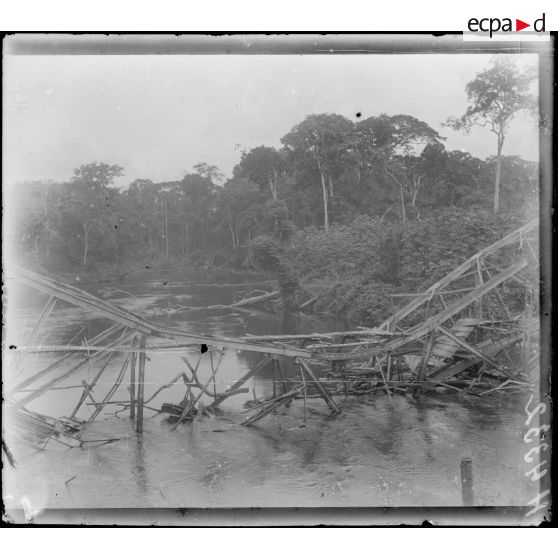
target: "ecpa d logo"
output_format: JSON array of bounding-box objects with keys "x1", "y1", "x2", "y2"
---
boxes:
[{"x1": 467, "y1": 13, "x2": 546, "y2": 38}]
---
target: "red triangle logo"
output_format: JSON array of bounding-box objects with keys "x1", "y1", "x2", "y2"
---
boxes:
[{"x1": 516, "y1": 19, "x2": 530, "y2": 31}]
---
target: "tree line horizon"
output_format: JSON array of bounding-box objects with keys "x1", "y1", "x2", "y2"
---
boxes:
[{"x1": 9, "y1": 56, "x2": 538, "y2": 274}]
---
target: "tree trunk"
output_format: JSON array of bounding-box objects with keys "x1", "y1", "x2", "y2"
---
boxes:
[
  {"x1": 229, "y1": 221, "x2": 237, "y2": 249},
  {"x1": 45, "y1": 225, "x2": 51, "y2": 258},
  {"x1": 328, "y1": 175, "x2": 334, "y2": 198},
  {"x1": 315, "y1": 147, "x2": 329, "y2": 232},
  {"x1": 410, "y1": 175, "x2": 422, "y2": 207},
  {"x1": 161, "y1": 200, "x2": 165, "y2": 255},
  {"x1": 83, "y1": 223, "x2": 89, "y2": 267},
  {"x1": 384, "y1": 165, "x2": 406, "y2": 228},
  {"x1": 269, "y1": 173, "x2": 278, "y2": 201},
  {"x1": 319, "y1": 170, "x2": 329, "y2": 232},
  {"x1": 164, "y1": 200, "x2": 169, "y2": 256},
  {"x1": 494, "y1": 131, "x2": 505, "y2": 213},
  {"x1": 399, "y1": 184, "x2": 407, "y2": 228}
]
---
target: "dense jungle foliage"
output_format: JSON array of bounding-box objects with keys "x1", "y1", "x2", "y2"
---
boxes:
[{"x1": 7, "y1": 59, "x2": 538, "y2": 326}]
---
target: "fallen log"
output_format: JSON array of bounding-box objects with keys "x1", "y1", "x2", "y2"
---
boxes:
[
  {"x1": 232, "y1": 290, "x2": 280, "y2": 308},
  {"x1": 242, "y1": 386, "x2": 304, "y2": 426},
  {"x1": 174, "y1": 290, "x2": 281, "y2": 312},
  {"x1": 210, "y1": 357, "x2": 272, "y2": 408},
  {"x1": 300, "y1": 296, "x2": 318, "y2": 309},
  {"x1": 299, "y1": 358, "x2": 340, "y2": 414}
]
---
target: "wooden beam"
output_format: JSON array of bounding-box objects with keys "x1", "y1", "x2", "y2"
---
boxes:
[
  {"x1": 275, "y1": 357, "x2": 289, "y2": 394},
  {"x1": 14, "y1": 296, "x2": 57, "y2": 373},
  {"x1": 480, "y1": 261, "x2": 513, "y2": 320},
  {"x1": 379, "y1": 220, "x2": 537, "y2": 330},
  {"x1": 70, "y1": 351, "x2": 115, "y2": 419},
  {"x1": 12, "y1": 329, "x2": 135, "y2": 408},
  {"x1": 299, "y1": 358, "x2": 340, "y2": 414},
  {"x1": 129, "y1": 351, "x2": 137, "y2": 420},
  {"x1": 136, "y1": 335, "x2": 147, "y2": 434},
  {"x1": 210, "y1": 356, "x2": 271, "y2": 408},
  {"x1": 171, "y1": 350, "x2": 225, "y2": 430},
  {"x1": 429, "y1": 332, "x2": 523, "y2": 382},
  {"x1": 10, "y1": 324, "x2": 123, "y2": 394},
  {"x1": 8, "y1": 264, "x2": 313, "y2": 359},
  {"x1": 418, "y1": 333, "x2": 435, "y2": 382},
  {"x1": 242, "y1": 386, "x2": 304, "y2": 426},
  {"x1": 435, "y1": 325, "x2": 502, "y2": 370},
  {"x1": 78, "y1": 344, "x2": 136, "y2": 438},
  {"x1": 369, "y1": 259, "x2": 529, "y2": 358},
  {"x1": 242, "y1": 329, "x2": 402, "y2": 341}
]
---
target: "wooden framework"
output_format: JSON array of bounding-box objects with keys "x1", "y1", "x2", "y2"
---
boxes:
[{"x1": 4, "y1": 220, "x2": 539, "y2": 448}]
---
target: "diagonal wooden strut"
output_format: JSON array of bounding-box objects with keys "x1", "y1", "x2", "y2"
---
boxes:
[
  {"x1": 8, "y1": 263, "x2": 312, "y2": 359},
  {"x1": 363, "y1": 259, "x2": 529, "y2": 360},
  {"x1": 379, "y1": 220, "x2": 537, "y2": 331},
  {"x1": 434, "y1": 325, "x2": 502, "y2": 370},
  {"x1": 210, "y1": 356, "x2": 271, "y2": 408},
  {"x1": 298, "y1": 358, "x2": 340, "y2": 414},
  {"x1": 10, "y1": 324, "x2": 124, "y2": 394},
  {"x1": 69, "y1": 351, "x2": 116, "y2": 419},
  {"x1": 78, "y1": 337, "x2": 138, "y2": 438},
  {"x1": 13, "y1": 330, "x2": 137, "y2": 409}
]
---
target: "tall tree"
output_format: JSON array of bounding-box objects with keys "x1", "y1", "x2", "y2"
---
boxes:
[
  {"x1": 281, "y1": 114, "x2": 353, "y2": 231},
  {"x1": 446, "y1": 57, "x2": 536, "y2": 213},
  {"x1": 234, "y1": 146, "x2": 287, "y2": 201},
  {"x1": 61, "y1": 162, "x2": 124, "y2": 266},
  {"x1": 125, "y1": 179, "x2": 160, "y2": 251},
  {"x1": 174, "y1": 173, "x2": 216, "y2": 255},
  {"x1": 353, "y1": 114, "x2": 443, "y2": 224},
  {"x1": 13, "y1": 180, "x2": 62, "y2": 262},
  {"x1": 193, "y1": 162, "x2": 224, "y2": 185},
  {"x1": 217, "y1": 178, "x2": 261, "y2": 251}
]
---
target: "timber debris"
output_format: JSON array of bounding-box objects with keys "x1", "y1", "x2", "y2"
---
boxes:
[{"x1": 5, "y1": 220, "x2": 539, "y2": 446}]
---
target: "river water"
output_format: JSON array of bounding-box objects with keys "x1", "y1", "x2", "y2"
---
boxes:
[{"x1": 3, "y1": 275, "x2": 537, "y2": 514}]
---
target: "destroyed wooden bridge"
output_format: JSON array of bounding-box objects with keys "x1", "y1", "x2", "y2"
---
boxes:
[{"x1": 4, "y1": 219, "x2": 539, "y2": 450}]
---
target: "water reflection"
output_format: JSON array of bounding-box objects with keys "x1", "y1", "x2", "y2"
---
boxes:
[
  {"x1": 415, "y1": 396, "x2": 435, "y2": 463},
  {"x1": 131, "y1": 438, "x2": 148, "y2": 493}
]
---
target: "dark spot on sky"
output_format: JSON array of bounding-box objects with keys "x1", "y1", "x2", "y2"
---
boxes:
[
  {"x1": 356, "y1": 112, "x2": 362, "y2": 118},
  {"x1": 9, "y1": 345, "x2": 17, "y2": 350},
  {"x1": 145, "y1": 265, "x2": 150, "y2": 269},
  {"x1": 200, "y1": 344, "x2": 208, "y2": 354}
]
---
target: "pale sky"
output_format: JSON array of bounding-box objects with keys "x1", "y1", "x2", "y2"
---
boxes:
[{"x1": 3, "y1": 53, "x2": 539, "y2": 188}]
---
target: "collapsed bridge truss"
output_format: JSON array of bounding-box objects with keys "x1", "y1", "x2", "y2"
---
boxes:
[{"x1": 4, "y1": 219, "x2": 540, "y2": 450}]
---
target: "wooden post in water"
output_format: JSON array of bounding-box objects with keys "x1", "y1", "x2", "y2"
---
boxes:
[
  {"x1": 129, "y1": 351, "x2": 137, "y2": 420},
  {"x1": 272, "y1": 359, "x2": 277, "y2": 398},
  {"x1": 276, "y1": 357, "x2": 288, "y2": 395},
  {"x1": 475, "y1": 257, "x2": 484, "y2": 343},
  {"x1": 136, "y1": 335, "x2": 147, "y2": 434},
  {"x1": 418, "y1": 332, "x2": 435, "y2": 384},
  {"x1": 460, "y1": 457, "x2": 474, "y2": 506}
]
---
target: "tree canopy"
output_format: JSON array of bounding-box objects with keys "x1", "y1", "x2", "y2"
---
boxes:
[
  {"x1": 447, "y1": 56, "x2": 536, "y2": 212},
  {"x1": 10, "y1": 103, "x2": 537, "y2": 273}
]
